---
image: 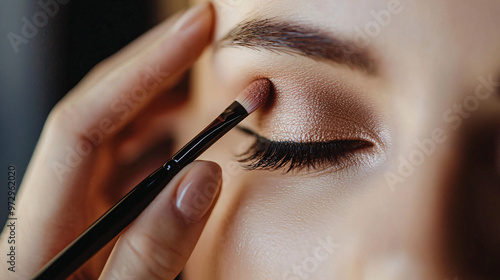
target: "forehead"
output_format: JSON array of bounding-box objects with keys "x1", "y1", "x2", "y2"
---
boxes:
[
  {"x1": 213, "y1": 0, "x2": 500, "y2": 78},
  {"x1": 213, "y1": 0, "x2": 500, "y2": 37}
]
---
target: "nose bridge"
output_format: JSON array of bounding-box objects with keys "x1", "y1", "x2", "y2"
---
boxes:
[{"x1": 438, "y1": 99, "x2": 500, "y2": 279}]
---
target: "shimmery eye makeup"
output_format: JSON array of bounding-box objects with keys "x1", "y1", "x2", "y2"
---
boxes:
[
  {"x1": 213, "y1": 28, "x2": 390, "y2": 174},
  {"x1": 237, "y1": 127, "x2": 374, "y2": 173}
]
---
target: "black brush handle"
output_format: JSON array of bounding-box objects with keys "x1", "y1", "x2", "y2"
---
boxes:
[
  {"x1": 172, "y1": 101, "x2": 248, "y2": 166},
  {"x1": 32, "y1": 101, "x2": 250, "y2": 279},
  {"x1": 32, "y1": 163, "x2": 179, "y2": 280}
]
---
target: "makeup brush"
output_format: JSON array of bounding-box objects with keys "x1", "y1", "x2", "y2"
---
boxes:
[{"x1": 32, "y1": 79, "x2": 272, "y2": 280}]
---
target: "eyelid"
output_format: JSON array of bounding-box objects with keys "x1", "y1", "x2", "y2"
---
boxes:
[{"x1": 237, "y1": 127, "x2": 373, "y2": 173}]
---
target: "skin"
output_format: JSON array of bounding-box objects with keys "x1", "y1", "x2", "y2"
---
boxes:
[
  {"x1": 1, "y1": 0, "x2": 500, "y2": 279},
  {"x1": 0, "y1": 4, "x2": 220, "y2": 279},
  {"x1": 183, "y1": 0, "x2": 500, "y2": 279}
]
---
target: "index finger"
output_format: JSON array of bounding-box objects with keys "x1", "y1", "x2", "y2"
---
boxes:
[
  {"x1": 48, "y1": 2, "x2": 213, "y2": 142},
  {"x1": 11, "y1": 5, "x2": 214, "y2": 276}
]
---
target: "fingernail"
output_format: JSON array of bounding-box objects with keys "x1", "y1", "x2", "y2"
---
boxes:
[
  {"x1": 173, "y1": 3, "x2": 210, "y2": 33},
  {"x1": 176, "y1": 161, "x2": 222, "y2": 223}
]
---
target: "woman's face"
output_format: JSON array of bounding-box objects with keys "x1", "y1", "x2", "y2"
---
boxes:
[{"x1": 180, "y1": 0, "x2": 500, "y2": 279}]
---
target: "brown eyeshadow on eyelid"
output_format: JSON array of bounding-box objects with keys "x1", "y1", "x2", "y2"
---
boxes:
[
  {"x1": 251, "y1": 74, "x2": 389, "y2": 153},
  {"x1": 211, "y1": 42, "x2": 389, "y2": 154}
]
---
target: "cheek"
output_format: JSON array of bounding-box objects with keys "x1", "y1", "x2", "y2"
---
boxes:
[{"x1": 212, "y1": 173, "x2": 364, "y2": 279}]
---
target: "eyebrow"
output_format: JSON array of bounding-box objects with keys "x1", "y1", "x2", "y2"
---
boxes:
[{"x1": 218, "y1": 18, "x2": 378, "y2": 74}]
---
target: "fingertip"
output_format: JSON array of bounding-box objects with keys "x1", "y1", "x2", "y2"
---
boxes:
[
  {"x1": 173, "y1": 2, "x2": 213, "y2": 34},
  {"x1": 195, "y1": 160, "x2": 223, "y2": 181},
  {"x1": 99, "y1": 160, "x2": 222, "y2": 279},
  {"x1": 175, "y1": 160, "x2": 222, "y2": 224}
]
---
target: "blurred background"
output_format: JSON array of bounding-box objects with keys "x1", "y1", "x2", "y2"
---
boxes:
[{"x1": 0, "y1": 0, "x2": 187, "y2": 228}]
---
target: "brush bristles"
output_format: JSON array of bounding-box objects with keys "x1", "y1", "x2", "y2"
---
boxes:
[{"x1": 235, "y1": 79, "x2": 272, "y2": 114}]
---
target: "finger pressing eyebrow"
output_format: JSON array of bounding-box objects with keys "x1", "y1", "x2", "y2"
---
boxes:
[{"x1": 217, "y1": 17, "x2": 378, "y2": 75}]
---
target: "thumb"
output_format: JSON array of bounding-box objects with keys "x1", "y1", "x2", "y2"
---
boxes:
[{"x1": 98, "y1": 161, "x2": 222, "y2": 280}]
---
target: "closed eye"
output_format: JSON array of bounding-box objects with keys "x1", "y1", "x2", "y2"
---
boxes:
[{"x1": 237, "y1": 127, "x2": 374, "y2": 173}]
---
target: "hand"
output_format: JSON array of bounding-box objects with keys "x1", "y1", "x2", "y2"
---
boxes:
[{"x1": 0, "y1": 3, "x2": 218, "y2": 279}]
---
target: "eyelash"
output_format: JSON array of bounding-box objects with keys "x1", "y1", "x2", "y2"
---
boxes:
[{"x1": 237, "y1": 127, "x2": 373, "y2": 173}]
